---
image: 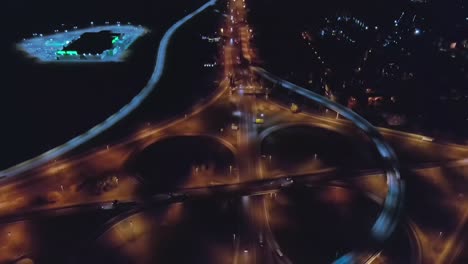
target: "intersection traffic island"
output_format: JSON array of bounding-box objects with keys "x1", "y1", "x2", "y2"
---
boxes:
[{"x1": 17, "y1": 25, "x2": 147, "y2": 63}]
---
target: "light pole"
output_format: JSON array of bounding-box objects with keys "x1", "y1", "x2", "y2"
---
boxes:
[{"x1": 129, "y1": 220, "x2": 135, "y2": 241}]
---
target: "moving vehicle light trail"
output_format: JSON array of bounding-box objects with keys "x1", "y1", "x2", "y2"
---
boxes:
[
  {"x1": 251, "y1": 66, "x2": 405, "y2": 264},
  {"x1": 0, "y1": 0, "x2": 217, "y2": 179}
]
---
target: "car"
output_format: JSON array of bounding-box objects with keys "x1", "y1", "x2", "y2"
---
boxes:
[
  {"x1": 100, "y1": 200, "x2": 119, "y2": 210},
  {"x1": 254, "y1": 118, "x2": 264, "y2": 124},
  {"x1": 290, "y1": 103, "x2": 300, "y2": 113},
  {"x1": 258, "y1": 233, "x2": 264, "y2": 246},
  {"x1": 154, "y1": 193, "x2": 172, "y2": 200},
  {"x1": 280, "y1": 177, "x2": 293, "y2": 187},
  {"x1": 101, "y1": 204, "x2": 113, "y2": 210},
  {"x1": 254, "y1": 113, "x2": 265, "y2": 124},
  {"x1": 170, "y1": 192, "x2": 188, "y2": 202},
  {"x1": 421, "y1": 136, "x2": 434, "y2": 142}
]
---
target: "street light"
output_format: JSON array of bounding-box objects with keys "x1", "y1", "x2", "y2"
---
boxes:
[{"x1": 129, "y1": 220, "x2": 135, "y2": 241}]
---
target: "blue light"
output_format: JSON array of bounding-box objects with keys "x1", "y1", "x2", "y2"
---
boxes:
[{"x1": 2, "y1": 0, "x2": 217, "y2": 178}]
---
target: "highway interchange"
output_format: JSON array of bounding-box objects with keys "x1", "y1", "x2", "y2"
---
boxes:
[{"x1": 1, "y1": 0, "x2": 467, "y2": 263}]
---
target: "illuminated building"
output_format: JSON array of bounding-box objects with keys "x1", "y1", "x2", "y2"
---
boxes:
[{"x1": 56, "y1": 30, "x2": 123, "y2": 60}]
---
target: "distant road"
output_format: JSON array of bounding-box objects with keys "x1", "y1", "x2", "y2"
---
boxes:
[{"x1": 0, "y1": 0, "x2": 217, "y2": 179}]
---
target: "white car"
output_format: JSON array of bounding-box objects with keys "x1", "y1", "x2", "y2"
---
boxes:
[
  {"x1": 280, "y1": 177, "x2": 293, "y2": 187},
  {"x1": 101, "y1": 200, "x2": 119, "y2": 210}
]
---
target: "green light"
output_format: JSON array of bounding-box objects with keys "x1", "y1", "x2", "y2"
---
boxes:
[
  {"x1": 57, "y1": 50, "x2": 78, "y2": 56},
  {"x1": 112, "y1": 36, "x2": 119, "y2": 44}
]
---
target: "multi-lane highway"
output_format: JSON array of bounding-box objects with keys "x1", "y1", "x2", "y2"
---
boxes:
[
  {"x1": 0, "y1": 0, "x2": 467, "y2": 263},
  {"x1": 0, "y1": 0, "x2": 217, "y2": 180}
]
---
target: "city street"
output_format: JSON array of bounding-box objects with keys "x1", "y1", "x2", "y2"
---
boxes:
[{"x1": 1, "y1": 0, "x2": 467, "y2": 263}]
